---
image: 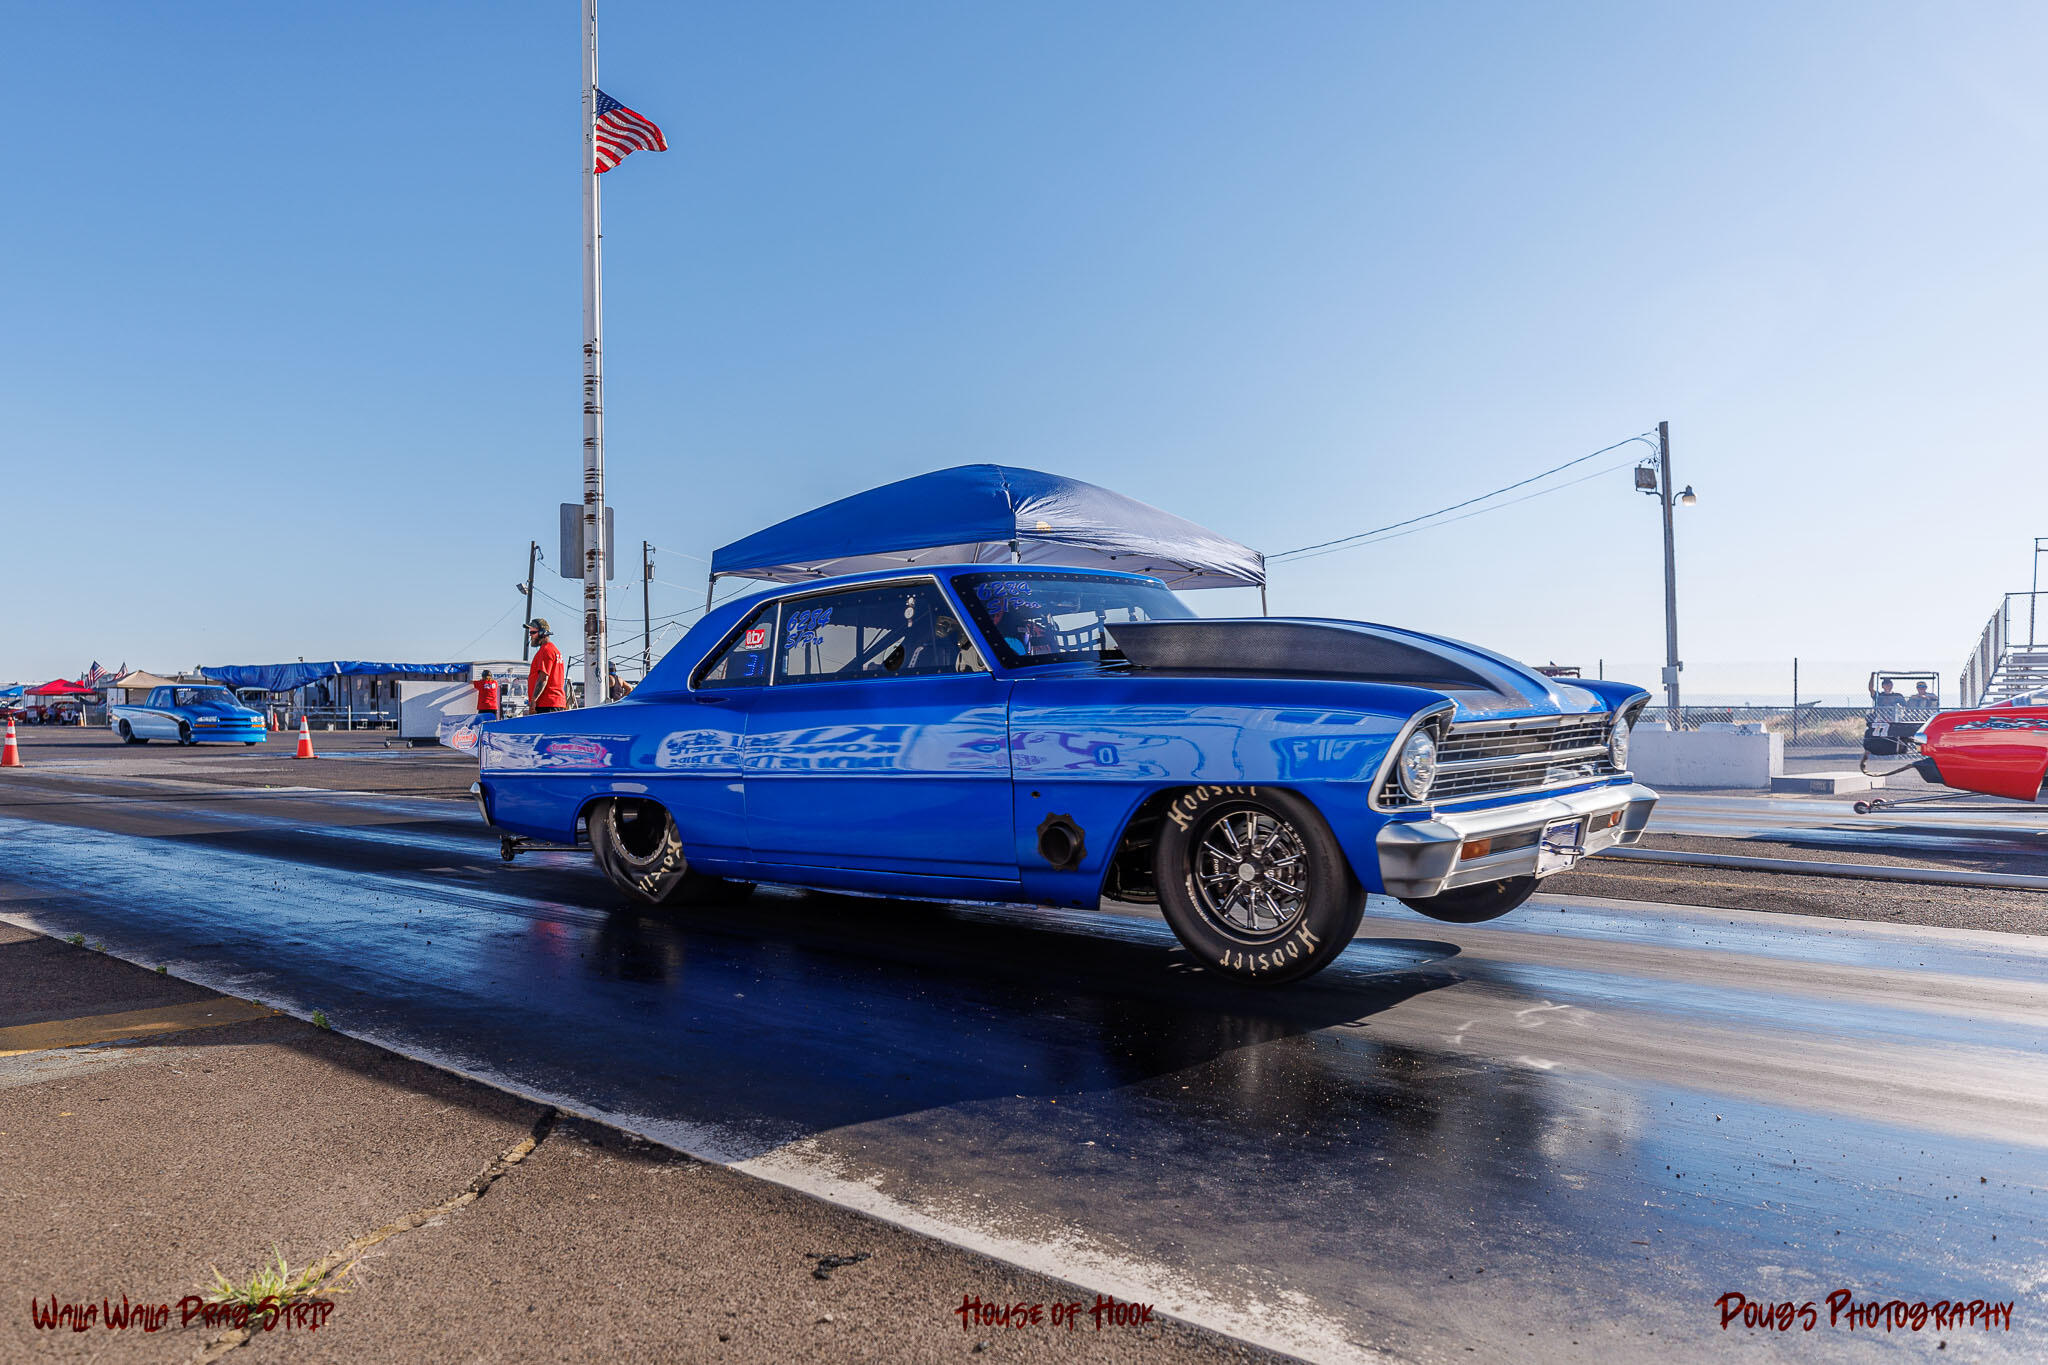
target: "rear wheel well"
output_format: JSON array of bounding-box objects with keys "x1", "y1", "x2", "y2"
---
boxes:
[{"x1": 575, "y1": 794, "x2": 671, "y2": 851}]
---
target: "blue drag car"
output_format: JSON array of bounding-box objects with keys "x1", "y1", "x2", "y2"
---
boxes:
[
  {"x1": 476, "y1": 565, "x2": 1656, "y2": 985},
  {"x1": 108, "y1": 685, "x2": 268, "y2": 746}
]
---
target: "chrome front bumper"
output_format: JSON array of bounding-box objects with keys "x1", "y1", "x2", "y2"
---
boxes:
[{"x1": 1375, "y1": 782, "x2": 1659, "y2": 900}]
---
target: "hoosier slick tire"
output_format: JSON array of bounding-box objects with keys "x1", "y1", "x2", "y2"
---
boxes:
[
  {"x1": 1152, "y1": 785, "x2": 1363, "y2": 986},
  {"x1": 1399, "y1": 874, "x2": 1537, "y2": 924},
  {"x1": 588, "y1": 797, "x2": 754, "y2": 908}
]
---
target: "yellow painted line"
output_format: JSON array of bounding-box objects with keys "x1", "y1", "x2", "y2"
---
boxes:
[{"x1": 0, "y1": 997, "x2": 277, "y2": 1056}]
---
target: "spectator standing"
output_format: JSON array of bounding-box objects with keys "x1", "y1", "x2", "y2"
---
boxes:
[
  {"x1": 527, "y1": 620, "x2": 568, "y2": 713},
  {"x1": 472, "y1": 670, "x2": 501, "y2": 720}
]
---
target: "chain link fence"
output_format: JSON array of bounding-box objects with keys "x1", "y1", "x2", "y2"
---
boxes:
[{"x1": 1656, "y1": 705, "x2": 1872, "y2": 748}]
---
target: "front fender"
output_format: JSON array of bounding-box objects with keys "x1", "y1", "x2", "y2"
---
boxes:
[{"x1": 1008, "y1": 675, "x2": 1444, "y2": 904}]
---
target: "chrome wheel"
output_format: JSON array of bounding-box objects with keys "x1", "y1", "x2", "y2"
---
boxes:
[{"x1": 1191, "y1": 808, "x2": 1310, "y2": 940}]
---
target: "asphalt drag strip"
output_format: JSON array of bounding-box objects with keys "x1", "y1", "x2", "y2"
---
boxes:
[{"x1": 2, "y1": 780, "x2": 2045, "y2": 1360}]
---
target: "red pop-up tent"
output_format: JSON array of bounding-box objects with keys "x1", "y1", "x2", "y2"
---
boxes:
[{"x1": 27, "y1": 679, "x2": 93, "y2": 696}]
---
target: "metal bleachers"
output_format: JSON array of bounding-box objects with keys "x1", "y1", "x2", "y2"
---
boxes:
[{"x1": 1961, "y1": 591, "x2": 2048, "y2": 706}]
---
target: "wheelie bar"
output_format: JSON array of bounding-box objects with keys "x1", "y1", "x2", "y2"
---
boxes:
[{"x1": 499, "y1": 835, "x2": 582, "y2": 863}]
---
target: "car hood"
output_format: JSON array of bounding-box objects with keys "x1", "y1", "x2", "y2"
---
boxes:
[
  {"x1": 1102, "y1": 617, "x2": 1610, "y2": 720},
  {"x1": 181, "y1": 700, "x2": 263, "y2": 719}
]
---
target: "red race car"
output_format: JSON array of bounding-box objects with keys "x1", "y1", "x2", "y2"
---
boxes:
[{"x1": 1857, "y1": 684, "x2": 2048, "y2": 813}]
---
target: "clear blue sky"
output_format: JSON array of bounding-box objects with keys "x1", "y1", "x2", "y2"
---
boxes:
[{"x1": 5, "y1": 2, "x2": 2044, "y2": 701}]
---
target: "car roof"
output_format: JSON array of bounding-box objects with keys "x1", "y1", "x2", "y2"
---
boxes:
[{"x1": 640, "y1": 562, "x2": 1172, "y2": 695}]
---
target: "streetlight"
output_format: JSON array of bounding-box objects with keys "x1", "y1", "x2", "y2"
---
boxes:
[{"x1": 1636, "y1": 421, "x2": 1695, "y2": 728}]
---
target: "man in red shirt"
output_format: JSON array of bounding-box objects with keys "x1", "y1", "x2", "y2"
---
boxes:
[
  {"x1": 527, "y1": 619, "x2": 569, "y2": 713},
  {"x1": 470, "y1": 670, "x2": 501, "y2": 720}
]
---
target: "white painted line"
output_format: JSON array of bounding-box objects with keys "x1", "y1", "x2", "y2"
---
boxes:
[{"x1": 1592, "y1": 846, "x2": 2048, "y2": 892}]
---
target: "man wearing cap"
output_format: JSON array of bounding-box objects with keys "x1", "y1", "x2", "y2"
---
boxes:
[
  {"x1": 471, "y1": 669, "x2": 501, "y2": 721},
  {"x1": 527, "y1": 620, "x2": 569, "y2": 714}
]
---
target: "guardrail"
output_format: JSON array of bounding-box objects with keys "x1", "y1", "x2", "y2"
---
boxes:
[{"x1": 301, "y1": 708, "x2": 398, "y2": 731}]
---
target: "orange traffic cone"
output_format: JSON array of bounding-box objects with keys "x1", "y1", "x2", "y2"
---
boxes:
[
  {"x1": 294, "y1": 716, "x2": 316, "y2": 760},
  {"x1": 1, "y1": 719, "x2": 19, "y2": 768}
]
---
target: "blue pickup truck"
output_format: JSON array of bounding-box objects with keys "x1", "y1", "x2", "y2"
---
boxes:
[{"x1": 109, "y1": 685, "x2": 267, "y2": 746}]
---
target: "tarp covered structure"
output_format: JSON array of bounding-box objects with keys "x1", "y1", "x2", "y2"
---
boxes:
[
  {"x1": 28, "y1": 679, "x2": 94, "y2": 696},
  {"x1": 108, "y1": 671, "x2": 186, "y2": 693},
  {"x1": 201, "y1": 661, "x2": 468, "y2": 693},
  {"x1": 709, "y1": 464, "x2": 1265, "y2": 592}
]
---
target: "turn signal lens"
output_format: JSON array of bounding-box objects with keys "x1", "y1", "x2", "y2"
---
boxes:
[{"x1": 1460, "y1": 838, "x2": 1492, "y2": 861}]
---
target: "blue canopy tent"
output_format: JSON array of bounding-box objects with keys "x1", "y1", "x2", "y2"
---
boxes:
[
  {"x1": 708, "y1": 464, "x2": 1266, "y2": 607},
  {"x1": 201, "y1": 661, "x2": 469, "y2": 693}
]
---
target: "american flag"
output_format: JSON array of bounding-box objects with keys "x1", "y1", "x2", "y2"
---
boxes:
[
  {"x1": 82, "y1": 661, "x2": 108, "y2": 688},
  {"x1": 593, "y1": 89, "x2": 666, "y2": 174}
]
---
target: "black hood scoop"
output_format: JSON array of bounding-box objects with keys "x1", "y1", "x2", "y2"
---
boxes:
[{"x1": 1102, "y1": 618, "x2": 1526, "y2": 697}]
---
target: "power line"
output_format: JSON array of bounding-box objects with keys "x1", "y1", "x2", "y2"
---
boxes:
[
  {"x1": 528, "y1": 584, "x2": 581, "y2": 615},
  {"x1": 1279, "y1": 460, "x2": 1638, "y2": 564},
  {"x1": 1268, "y1": 432, "x2": 1658, "y2": 562},
  {"x1": 445, "y1": 602, "x2": 523, "y2": 659}
]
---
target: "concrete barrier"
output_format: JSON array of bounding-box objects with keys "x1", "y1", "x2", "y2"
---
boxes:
[{"x1": 1628, "y1": 722, "x2": 1782, "y2": 788}]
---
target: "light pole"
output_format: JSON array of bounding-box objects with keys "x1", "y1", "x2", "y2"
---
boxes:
[{"x1": 1636, "y1": 420, "x2": 1695, "y2": 728}]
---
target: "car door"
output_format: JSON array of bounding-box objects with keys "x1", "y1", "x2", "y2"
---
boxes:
[
  {"x1": 142, "y1": 688, "x2": 178, "y2": 738},
  {"x1": 740, "y1": 579, "x2": 1016, "y2": 882},
  {"x1": 638, "y1": 602, "x2": 778, "y2": 867}
]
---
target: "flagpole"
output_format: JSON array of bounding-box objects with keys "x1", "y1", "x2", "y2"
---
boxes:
[{"x1": 579, "y1": 0, "x2": 607, "y2": 708}]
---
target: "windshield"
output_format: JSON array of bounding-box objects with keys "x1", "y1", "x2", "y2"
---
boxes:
[
  {"x1": 953, "y1": 571, "x2": 1194, "y2": 669},
  {"x1": 173, "y1": 688, "x2": 238, "y2": 709}
]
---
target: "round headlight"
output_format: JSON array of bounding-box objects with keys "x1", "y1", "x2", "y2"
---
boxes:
[
  {"x1": 1610, "y1": 716, "x2": 1632, "y2": 771},
  {"x1": 1397, "y1": 728, "x2": 1437, "y2": 801}
]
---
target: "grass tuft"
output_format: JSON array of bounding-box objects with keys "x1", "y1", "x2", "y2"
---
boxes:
[
  {"x1": 203, "y1": 1246, "x2": 338, "y2": 1312},
  {"x1": 156, "y1": 965, "x2": 169, "y2": 975},
  {"x1": 65, "y1": 933, "x2": 83, "y2": 946},
  {"x1": 311, "y1": 1010, "x2": 330, "y2": 1030}
]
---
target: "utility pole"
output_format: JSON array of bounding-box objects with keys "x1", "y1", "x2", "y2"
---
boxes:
[
  {"x1": 521, "y1": 540, "x2": 539, "y2": 662},
  {"x1": 1657, "y1": 420, "x2": 1683, "y2": 728},
  {"x1": 578, "y1": 0, "x2": 608, "y2": 708},
  {"x1": 641, "y1": 541, "x2": 653, "y2": 679}
]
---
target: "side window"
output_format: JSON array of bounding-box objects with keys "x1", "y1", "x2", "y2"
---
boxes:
[
  {"x1": 779, "y1": 582, "x2": 982, "y2": 685},
  {"x1": 695, "y1": 605, "x2": 778, "y2": 689},
  {"x1": 149, "y1": 689, "x2": 170, "y2": 708}
]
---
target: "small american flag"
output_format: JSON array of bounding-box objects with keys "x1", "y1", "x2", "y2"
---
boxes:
[
  {"x1": 82, "y1": 661, "x2": 108, "y2": 688},
  {"x1": 593, "y1": 89, "x2": 666, "y2": 174}
]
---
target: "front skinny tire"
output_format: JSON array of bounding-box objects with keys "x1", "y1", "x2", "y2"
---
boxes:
[{"x1": 1399, "y1": 875, "x2": 1538, "y2": 924}]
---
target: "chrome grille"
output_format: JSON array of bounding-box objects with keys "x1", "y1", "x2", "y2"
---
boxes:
[
  {"x1": 1379, "y1": 713, "x2": 1617, "y2": 806},
  {"x1": 1438, "y1": 716, "x2": 1608, "y2": 763}
]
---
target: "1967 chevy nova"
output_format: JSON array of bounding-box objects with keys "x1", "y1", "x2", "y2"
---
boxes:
[{"x1": 476, "y1": 565, "x2": 1657, "y2": 985}]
